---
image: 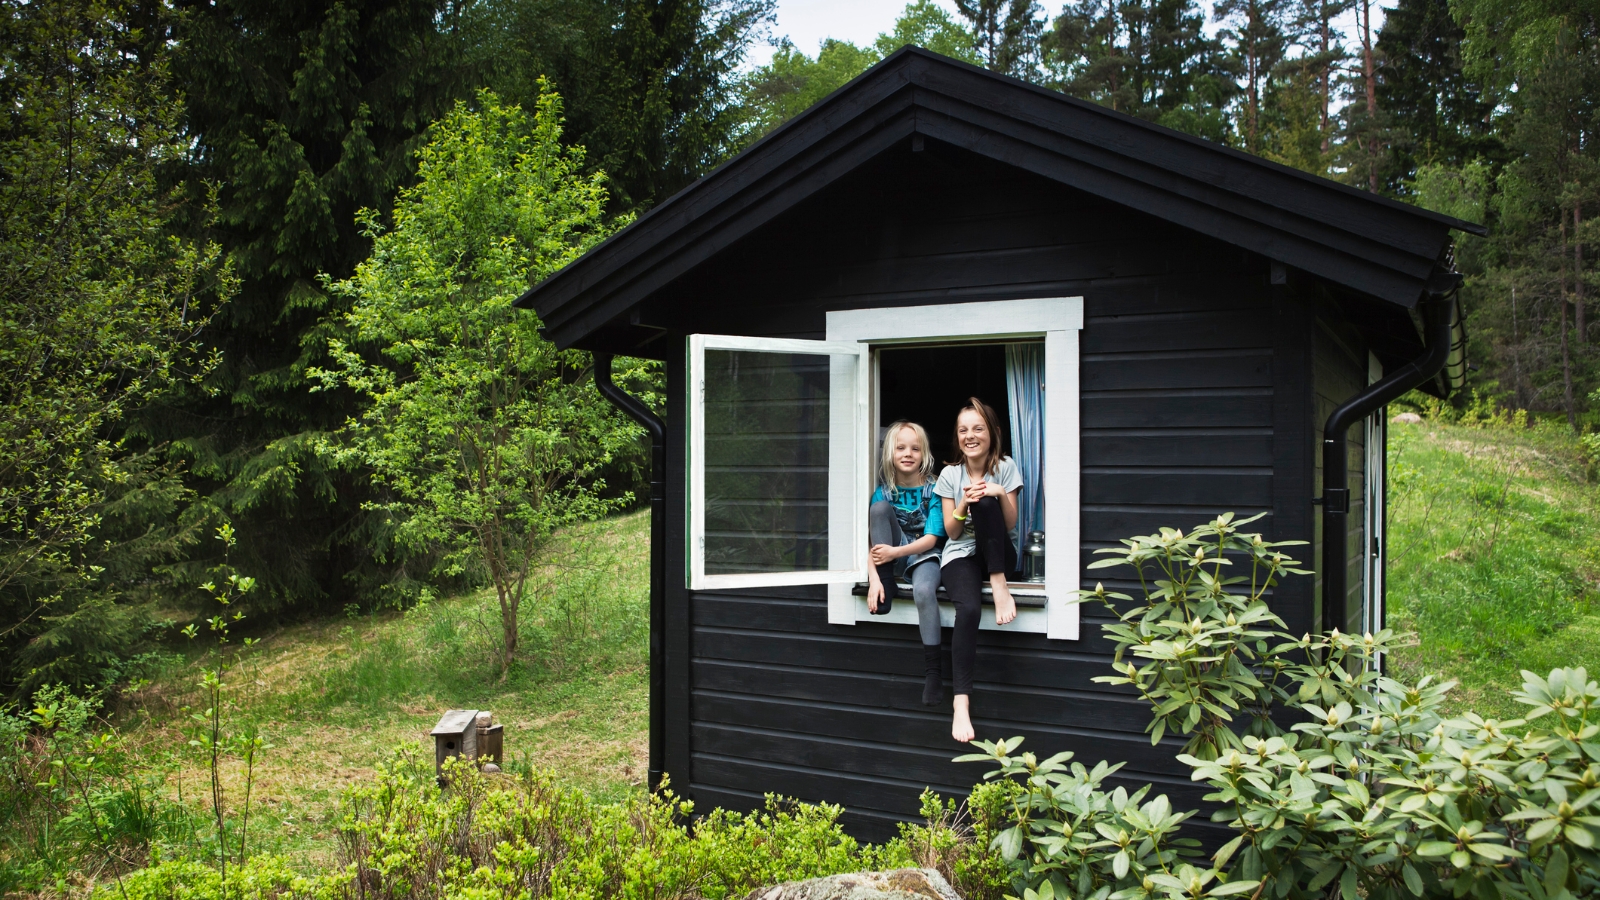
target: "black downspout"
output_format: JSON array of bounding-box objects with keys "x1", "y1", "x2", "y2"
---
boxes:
[
  {"x1": 593, "y1": 352, "x2": 666, "y2": 792},
  {"x1": 1320, "y1": 282, "x2": 1459, "y2": 636}
]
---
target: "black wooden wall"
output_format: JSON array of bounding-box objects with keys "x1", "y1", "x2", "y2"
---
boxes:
[{"x1": 648, "y1": 141, "x2": 1334, "y2": 841}]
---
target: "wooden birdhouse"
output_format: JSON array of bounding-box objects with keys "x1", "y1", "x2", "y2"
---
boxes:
[{"x1": 431, "y1": 709, "x2": 478, "y2": 778}]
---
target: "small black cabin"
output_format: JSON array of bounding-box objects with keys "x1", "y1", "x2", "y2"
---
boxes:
[{"x1": 515, "y1": 48, "x2": 1481, "y2": 841}]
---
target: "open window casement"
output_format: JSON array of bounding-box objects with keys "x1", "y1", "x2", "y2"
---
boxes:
[
  {"x1": 825, "y1": 297, "x2": 1084, "y2": 641},
  {"x1": 687, "y1": 334, "x2": 872, "y2": 590}
]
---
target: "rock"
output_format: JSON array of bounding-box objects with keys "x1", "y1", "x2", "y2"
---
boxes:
[
  {"x1": 1390, "y1": 412, "x2": 1423, "y2": 424},
  {"x1": 743, "y1": 869, "x2": 962, "y2": 900}
]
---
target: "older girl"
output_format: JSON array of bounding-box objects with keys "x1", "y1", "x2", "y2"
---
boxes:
[
  {"x1": 935, "y1": 397, "x2": 1021, "y2": 742},
  {"x1": 866, "y1": 420, "x2": 947, "y2": 706}
]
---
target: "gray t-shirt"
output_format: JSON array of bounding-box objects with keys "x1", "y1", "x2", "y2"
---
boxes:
[{"x1": 933, "y1": 458, "x2": 1023, "y2": 566}]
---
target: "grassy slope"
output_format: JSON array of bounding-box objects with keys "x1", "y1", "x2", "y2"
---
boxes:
[
  {"x1": 117, "y1": 511, "x2": 651, "y2": 867},
  {"x1": 1386, "y1": 420, "x2": 1600, "y2": 718}
]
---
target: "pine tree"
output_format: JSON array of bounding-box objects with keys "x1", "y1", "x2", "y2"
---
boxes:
[
  {"x1": 1215, "y1": 0, "x2": 1289, "y2": 154},
  {"x1": 955, "y1": 0, "x2": 1045, "y2": 79},
  {"x1": 1374, "y1": 0, "x2": 1499, "y2": 192},
  {"x1": 1283, "y1": 0, "x2": 1351, "y2": 160},
  {"x1": 1450, "y1": 0, "x2": 1600, "y2": 423},
  {"x1": 1042, "y1": 0, "x2": 1233, "y2": 141},
  {"x1": 151, "y1": 0, "x2": 476, "y2": 612}
]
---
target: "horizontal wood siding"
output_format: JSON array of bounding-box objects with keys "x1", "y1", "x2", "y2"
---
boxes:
[{"x1": 654, "y1": 143, "x2": 1318, "y2": 842}]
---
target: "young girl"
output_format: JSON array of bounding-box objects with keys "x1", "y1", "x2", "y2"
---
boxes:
[
  {"x1": 865, "y1": 421, "x2": 947, "y2": 706},
  {"x1": 935, "y1": 398, "x2": 1022, "y2": 743}
]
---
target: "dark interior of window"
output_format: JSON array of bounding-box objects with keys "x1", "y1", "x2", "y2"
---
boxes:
[
  {"x1": 877, "y1": 343, "x2": 1011, "y2": 461},
  {"x1": 877, "y1": 341, "x2": 1047, "y2": 584}
]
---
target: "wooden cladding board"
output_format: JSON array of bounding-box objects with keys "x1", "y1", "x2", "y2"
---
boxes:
[{"x1": 655, "y1": 146, "x2": 1335, "y2": 844}]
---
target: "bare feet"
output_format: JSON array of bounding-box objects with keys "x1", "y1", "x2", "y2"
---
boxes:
[
  {"x1": 991, "y1": 576, "x2": 1016, "y2": 625},
  {"x1": 952, "y1": 695, "x2": 975, "y2": 742}
]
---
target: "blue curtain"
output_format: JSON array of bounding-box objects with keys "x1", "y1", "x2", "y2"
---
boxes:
[{"x1": 1005, "y1": 343, "x2": 1045, "y2": 555}]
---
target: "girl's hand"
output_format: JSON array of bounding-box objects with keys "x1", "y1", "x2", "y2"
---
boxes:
[
  {"x1": 866, "y1": 580, "x2": 884, "y2": 612},
  {"x1": 868, "y1": 543, "x2": 901, "y2": 566},
  {"x1": 982, "y1": 481, "x2": 1005, "y2": 499},
  {"x1": 962, "y1": 480, "x2": 987, "y2": 504}
]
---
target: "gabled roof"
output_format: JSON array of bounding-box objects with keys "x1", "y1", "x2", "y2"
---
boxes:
[{"x1": 517, "y1": 46, "x2": 1483, "y2": 349}]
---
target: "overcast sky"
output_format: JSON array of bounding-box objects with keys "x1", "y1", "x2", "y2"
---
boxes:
[
  {"x1": 746, "y1": 0, "x2": 961, "y2": 68},
  {"x1": 749, "y1": 0, "x2": 1378, "y2": 70}
]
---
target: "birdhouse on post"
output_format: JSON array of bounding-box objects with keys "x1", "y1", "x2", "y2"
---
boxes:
[{"x1": 431, "y1": 709, "x2": 478, "y2": 780}]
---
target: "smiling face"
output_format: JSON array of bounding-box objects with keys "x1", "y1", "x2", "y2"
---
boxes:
[
  {"x1": 955, "y1": 409, "x2": 991, "y2": 465},
  {"x1": 891, "y1": 426, "x2": 925, "y2": 483}
]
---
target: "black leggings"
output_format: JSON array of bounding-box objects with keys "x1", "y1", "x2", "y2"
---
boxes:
[{"x1": 941, "y1": 495, "x2": 1016, "y2": 697}]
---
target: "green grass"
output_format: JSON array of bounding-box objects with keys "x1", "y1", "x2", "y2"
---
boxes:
[
  {"x1": 19, "y1": 426, "x2": 1600, "y2": 888},
  {"x1": 1386, "y1": 420, "x2": 1600, "y2": 718},
  {"x1": 113, "y1": 510, "x2": 652, "y2": 869}
]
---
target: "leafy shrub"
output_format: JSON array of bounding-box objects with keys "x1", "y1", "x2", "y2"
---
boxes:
[
  {"x1": 0, "y1": 686, "x2": 198, "y2": 895},
  {"x1": 890, "y1": 784, "x2": 1017, "y2": 900},
  {"x1": 961, "y1": 513, "x2": 1600, "y2": 900},
  {"x1": 112, "y1": 753, "x2": 1008, "y2": 900}
]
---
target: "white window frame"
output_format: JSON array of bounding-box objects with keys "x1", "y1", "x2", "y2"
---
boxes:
[
  {"x1": 687, "y1": 333, "x2": 872, "y2": 591},
  {"x1": 1362, "y1": 352, "x2": 1386, "y2": 669},
  {"x1": 825, "y1": 297, "x2": 1085, "y2": 641}
]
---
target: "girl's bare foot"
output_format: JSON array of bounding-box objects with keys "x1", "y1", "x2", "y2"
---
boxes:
[
  {"x1": 991, "y1": 576, "x2": 1017, "y2": 625},
  {"x1": 952, "y1": 695, "x2": 975, "y2": 742}
]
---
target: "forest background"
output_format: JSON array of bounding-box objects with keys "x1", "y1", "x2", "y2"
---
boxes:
[{"x1": 2, "y1": 0, "x2": 1594, "y2": 700}]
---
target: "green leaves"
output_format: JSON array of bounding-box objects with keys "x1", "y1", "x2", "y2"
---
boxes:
[
  {"x1": 319, "y1": 87, "x2": 634, "y2": 670},
  {"x1": 1054, "y1": 517, "x2": 1600, "y2": 899},
  {"x1": 1071, "y1": 514, "x2": 1307, "y2": 759}
]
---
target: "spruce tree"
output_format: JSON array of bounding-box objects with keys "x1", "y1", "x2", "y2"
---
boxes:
[
  {"x1": 1374, "y1": 0, "x2": 1500, "y2": 191},
  {"x1": 480, "y1": 0, "x2": 774, "y2": 210},
  {"x1": 152, "y1": 0, "x2": 474, "y2": 611},
  {"x1": 1042, "y1": 0, "x2": 1233, "y2": 141}
]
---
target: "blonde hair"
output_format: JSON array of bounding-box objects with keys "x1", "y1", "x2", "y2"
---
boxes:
[{"x1": 879, "y1": 420, "x2": 934, "y2": 498}]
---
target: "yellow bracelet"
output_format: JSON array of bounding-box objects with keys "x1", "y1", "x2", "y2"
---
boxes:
[{"x1": 952, "y1": 510, "x2": 967, "y2": 521}]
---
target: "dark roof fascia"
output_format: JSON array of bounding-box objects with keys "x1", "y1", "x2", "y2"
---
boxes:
[
  {"x1": 534, "y1": 83, "x2": 923, "y2": 344},
  {"x1": 516, "y1": 50, "x2": 922, "y2": 321},
  {"x1": 900, "y1": 47, "x2": 1485, "y2": 239},
  {"x1": 519, "y1": 48, "x2": 1483, "y2": 348}
]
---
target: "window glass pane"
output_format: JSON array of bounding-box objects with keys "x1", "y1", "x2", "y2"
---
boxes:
[{"x1": 703, "y1": 349, "x2": 831, "y2": 575}]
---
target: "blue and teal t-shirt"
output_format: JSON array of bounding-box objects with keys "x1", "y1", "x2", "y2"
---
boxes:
[{"x1": 870, "y1": 482, "x2": 946, "y2": 570}]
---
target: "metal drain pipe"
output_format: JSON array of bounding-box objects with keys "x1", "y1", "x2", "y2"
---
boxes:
[
  {"x1": 593, "y1": 352, "x2": 666, "y2": 791},
  {"x1": 1319, "y1": 283, "x2": 1459, "y2": 635}
]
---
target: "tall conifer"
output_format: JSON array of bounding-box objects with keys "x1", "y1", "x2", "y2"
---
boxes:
[{"x1": 153, "y1": 1, "x2": 475, "y2": 610}]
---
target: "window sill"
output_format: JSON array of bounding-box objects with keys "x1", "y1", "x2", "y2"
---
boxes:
[{"x1": 850, "y1": 581, "x2": 1049, "y2": 607}]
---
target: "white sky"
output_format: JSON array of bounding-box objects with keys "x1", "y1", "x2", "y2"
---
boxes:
[
  {"x1": 749, "y1": 0, "x2": 1381, "y2": 71},
  {"x1": 746, "y1": 0, "x2": 961, "y2": 68}
]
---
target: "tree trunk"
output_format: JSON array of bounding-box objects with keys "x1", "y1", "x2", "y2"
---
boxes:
[
  {"x1": 502, "y1": 598, "x2": 518, "y2": 670},
  {"x1": 1511, "y1": 287, "x2": 1524, "y2": 408},
  {"x1": 1361, "y1": 0, "x2": 1379, "y2": 193},
  {"x1": 1578, "y1": 203, "x2": 1587, "y2": 346},
  {"x1": 1318, "y1": 0, "x2": 1331, "y2": 156},
  {"x1": 1562, "y1": 216, "x2": 1577, "y2": 429},
  {"x1": 1247, "y1": 0, "x2": 1259, "y2": 152}
]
